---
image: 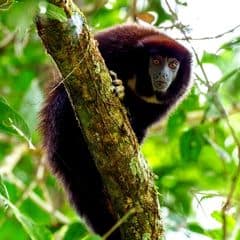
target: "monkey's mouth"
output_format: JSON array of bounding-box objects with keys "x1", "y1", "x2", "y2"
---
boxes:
[{"x1": 152, "y1": 79, "x2": 170, "y2": 93}]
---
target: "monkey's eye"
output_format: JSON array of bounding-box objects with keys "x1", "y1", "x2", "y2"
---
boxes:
[
  {"x1": 152, "y1": 59, "x2": 161, "y2": 65},
  {"x1": 168, "y1": 59, "x2": 179, "y2": 69}
]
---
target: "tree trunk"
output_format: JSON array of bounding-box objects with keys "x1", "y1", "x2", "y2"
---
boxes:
[{"x1": 36, "y1": 1, "x2": 163, "y2": 239}]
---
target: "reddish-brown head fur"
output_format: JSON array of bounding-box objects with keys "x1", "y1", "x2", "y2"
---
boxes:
[{"x1": 138, "y1": 34, "x2": 191, "y2": 62}]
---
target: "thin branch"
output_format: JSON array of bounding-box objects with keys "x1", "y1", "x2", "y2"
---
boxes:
[
  {"x1": 164, "y1": 1, "x2": 240, "y2": 239},
  {"x1": 15, "y1": 155, "x2": 46, "y2": 208},
  {"x1": 0, "y1": 144, "x2": 28, "y2": 175},
  {"x1": 0, "y1": 31, "x2": 16, "y2": 50},
  {"x1": 130, "y1": 0, "x2": 137, "y2": 20},
  {"x1": 102, "y1": 208, "x2": 137, "y2": 240},
  {"x1": 7, "y1": 173, "x2": 71, "y2": 224},
  {"x1": 221, "y1": 147, "x2": 240, "y2": 240},
  {"x1": 0, "y1": 24, "x2": 16, "y2": 50},
  {"x1": 81, "y1": 0, "x2": 108, "y2": 15},
  {"x1": 177, "y1": 24, "x2": 240, "y2": 41},
  {"x1": 151, "y1": 102, "x2": 240, "y2": 131}
]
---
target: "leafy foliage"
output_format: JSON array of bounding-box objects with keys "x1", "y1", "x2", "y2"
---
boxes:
[
  {"x1": 0, "y1": 98, "x2": 33, "y2": 147},
  {"x1": 0, "y1": 0, "x2": 240, "y2": 240}
]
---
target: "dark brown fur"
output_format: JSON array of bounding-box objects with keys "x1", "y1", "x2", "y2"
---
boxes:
[{"x1": 40, "y1": 24, "x2": 192, "y2": 239}]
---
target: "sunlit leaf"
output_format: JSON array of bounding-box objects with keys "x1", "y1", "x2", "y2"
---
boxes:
[
  {"x1": 180, "y1": 128, "x2": 204, "y2": 162},
  {"x1": 83, "y1": 235, "x2": 102, "y2": 240},
  {"x1": 64, "y1": 222, "x2": 89, "y2": 240},
  {"x1": 180, "y1": 89, "x2": 200, "y2": 111},
  {"x1": 146, "y1": 0, "x2": 171, "y2": 24},
  {"x1": 216, "y1": 68, "x2": 240, "y2": 86},
  {"x1": 202, "y1": 49, "x2": 240, "y2": 73},
  {"x1": 187, "y1": 222, "x2": 204, "y2": 234},
  {"x1": 167, "y1": 110, "x2": 186, "y2": 139},
  {"x1": 0, "y1": 98, "x2": 34, "y2": 148},
  {"x1": 220, "y1": 37, "x2": 240, "y2": 50},
  {"x1": 234, "y1": 230, "x2": 240, "y2": 239},
  {"x1": 63, "y1": 222, "x2": 92, "y2": 240},
  {"x1": 0, "y1": 176, "x2": 9, "y2": 210},
  {"x1": 205, "y1": 228, "x2": 222, "y2": 239},
  {"x1": 45, "y1": 2, "x2": 67, "y2": 22},
  {"x1": 20, "y1": 80, "x2": 44, "y2": 131},
  {"x1": 204, "y1": 135, "x2": 231, "y2": 162},
  {"x1": 201, "y1": 52, "x2": 223, "y2": 68},
  {"x1": 0, "y1": 194, "x2": 52, "y2": 240}
]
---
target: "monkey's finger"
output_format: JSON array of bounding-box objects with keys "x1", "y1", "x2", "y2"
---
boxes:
[
  {"x1": 111, "y1": 85, "x2": 125, "y2": 99},
  {"x1": 109, "y1": 70, "x2": 118, "y2": 80},
  {"x1": 112, "y1": 79, "x2": 123, "y2": 86}
]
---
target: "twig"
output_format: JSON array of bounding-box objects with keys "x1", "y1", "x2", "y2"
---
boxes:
[
  {"x1": 81, "y1": 0, "x2": 108, "y2": 15},
  {"x1": 163, "y1": 1, "x2": 240, "y2": 239},
  {"x1": 221, "y1": 147, "x2": 240, "y2": 239},
  {"x1": 15, "y1": 155, "x2": 46, "y2": 207},
  {"x1": 7, "y1": 173, "x2": 70, "y2": 224},
  {"x1": 0, "y1": 24, "x2": 16, "y2": 50},
  {"x1": 176, "y1": 24, "x2": 240, "y2": 41},
  {"x1": 151, "y1": 102, "x2": 240, "y2": 132},
  {"x1": 0, "y1": 144, "x2": 28, "y2": 175},
  {"x1": 0, "y1": 31, "x2": 16, "y2": 50},
  {"x1": 130, "y1": 0, "x2": 137, "y2": 20},
  {"x1": 102, "y1": 208, "x2": 137, "y2": 240}
]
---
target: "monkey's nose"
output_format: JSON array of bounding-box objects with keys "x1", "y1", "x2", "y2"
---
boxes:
[
  {"x1": 161, "y1": 72, "x2": 168, "y2": 79},
  {"x1": 153, "y1": 72, "x2": 161, "y2": 79}
]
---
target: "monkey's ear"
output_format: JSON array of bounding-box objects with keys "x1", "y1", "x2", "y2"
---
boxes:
[
  {"x1": 134, "y1": 40, "x2": 148, "y2": 59},
  {"x1": 135, "y1": 40, "x2": 145, "y2": 49}
]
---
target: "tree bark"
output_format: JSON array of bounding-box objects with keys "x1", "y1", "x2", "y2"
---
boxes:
[{"x1": 36, "y1": 1, "x2": 163, "y2": 239}]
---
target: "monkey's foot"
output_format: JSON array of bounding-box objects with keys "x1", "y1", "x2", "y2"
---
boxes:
[{"x1": 109, "y1": 70, "x2": 125, "y2": 100}]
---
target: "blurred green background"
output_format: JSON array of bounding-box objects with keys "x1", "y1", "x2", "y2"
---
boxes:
[{"x1": 0, "y1": 0, "x2": 240, "y2": 239}]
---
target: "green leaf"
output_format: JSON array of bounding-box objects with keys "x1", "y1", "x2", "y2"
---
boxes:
[
  {"x1": 180, "y1": 128, "x2": 204, "y2": 162},
  {"x1": 235, "y1": 230, "x2": 240, "y2": 240},
  {"x1": 44, "y1": 2, "x2": 67, "y2": 22},
  {"x1": 167, "y1": 110, "x2": 186, "y2": 139},
  {"x1": 220, "y1": 37, "x2": 240, "y2": 50},
  {"x1": 64, "y1": 222, "x2": 90, "y2": 240},
  {"x1": 146, "y1": 0, "x2": 172, "y2": 24},
  {"x1": 218, "y1": 68, "x2": 240, "y2": 99},
  {"x1": 204, "y1": 136, "x2": 231, "y2": 162},
  {"x1": 205, "y1": 228, "x2": 222, "y2": 239},
  {"x1": 187, "y1": 222, "x2": 204, "y2": 234},
  {"x1": 217, "y1": 67, "x2": 240, "y2": 86},
  {"x1": 0, "y1": 176, "x2": 9, "y2": 200},
  {"x1": 180, "y1": 89, "x2": 200, "y2": 111},
  {"x1": 211, "y1": 210, "x2": 222, "y2": 223},
  {"x1": 0, "y1": 176, "x2": 9, "y2": 210},
  {"x1": 64, "y1": 222, "x2": 89, "y2": 240},
  {"x1": 82, "y1": 235, "x2": 102, "y2": 240},
  {"x1": 202, "y1": 49, "x2": 240, "y2": 73},
  {"x1": 20, "y1": 80, "x2": 44, "y2": 132},
  {"x1": 201, "y1": 52, "x2": 223, "y2": 69},
  {"x1": 0, "y1": 98, "x2": 34, "y2": 148},
  {"x1": 0, "y1": 194, "x2": 52, "y2": 240}
]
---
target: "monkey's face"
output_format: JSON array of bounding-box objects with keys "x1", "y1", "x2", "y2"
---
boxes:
[{"x1": 149, "y1": 55, "x2": 180, "y2": 93}]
